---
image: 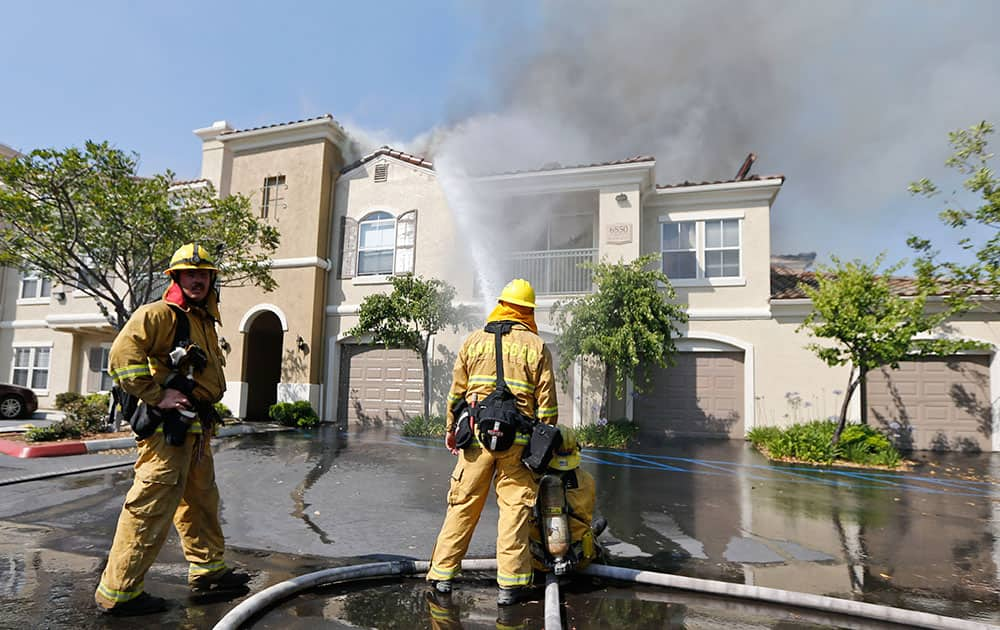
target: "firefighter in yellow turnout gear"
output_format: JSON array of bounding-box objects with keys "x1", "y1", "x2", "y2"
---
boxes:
[
  {"x1": 428, "y1": 279, "x2": 559, "y2": 606},
  {"x1": 94, "y1": 244, "x2": 249, "y2": 616},
  {"x1": 529, "y1": 426, "x2": 605, "y2": 574}
]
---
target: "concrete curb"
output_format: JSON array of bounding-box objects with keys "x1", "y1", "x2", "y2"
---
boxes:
[{"x1": 0, "y1": 423, "x2": 288, "y2": 459}]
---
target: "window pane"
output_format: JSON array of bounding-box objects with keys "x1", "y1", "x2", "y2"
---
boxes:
[
  {"x1": 662, "y1": 222, "x2": 695, "y2": 250},
  {"x1": 706, "y1": 250, "x2": 740, "y2": 278},
  {"x1": 21, "y1": 278, "x2": 37, "y2": 298},
  {"x1": 722, "y1": 219, "x2": 740, "y2": 247},
  {"x1": 31, "y1": 369, "x2": 48, "y2": 389},
  {"x1": 12, "y1": 369, "x2": 27, "y2": 387},
  {"x1": 664, "y1": 252, "x2": 697, "y2": 279},
  {"x1": 358, "y1": 251, "x2": 393, "y2": 275},
  {"x1": 34, "y1": 348, "x2": 50, "y2": 369},
  {"x1": 705, "y1": 220, "x2": 721, "y2": 248},
  {"x1": 360, "y1": 221, "x2": 394, "y2": 249},
  {"x1": 40, "y1": 278, "x2": 51, "y2": 297},
  {"x1": 14, "y1": 348, "x2": 30, "y2": 368}
]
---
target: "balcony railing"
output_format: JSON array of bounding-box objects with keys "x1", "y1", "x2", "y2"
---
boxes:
[{"x1": 505, "y1": 248, "x2": 597, "y2": 295}]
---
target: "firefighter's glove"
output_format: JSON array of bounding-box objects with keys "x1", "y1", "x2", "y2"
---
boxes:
[{"x1": 164, "y1": 373, "x2": 195, "y2": 396}]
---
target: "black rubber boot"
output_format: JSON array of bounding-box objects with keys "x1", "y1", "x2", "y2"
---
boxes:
[
  {"x1": 99, "y1": 592, "x2": 169, "y2": 616},
  {"x1": 190, "y1": 568, "x2": 251, "y2": 593},
  {"x1": 431, "y1": 579, "x2": 452, "y2": 594},
  {"x1": 497, "y1": 586, "x2": 535, "y2": 606}
]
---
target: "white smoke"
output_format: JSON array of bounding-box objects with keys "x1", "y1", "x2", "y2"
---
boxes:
[{"x1": 384, "y1": 0, "x2": 1000, "y2": 267}]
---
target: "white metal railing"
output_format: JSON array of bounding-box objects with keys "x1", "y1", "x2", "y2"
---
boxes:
[{"x1": 505, "y1": 248, "x2": 597, "y2": 295}]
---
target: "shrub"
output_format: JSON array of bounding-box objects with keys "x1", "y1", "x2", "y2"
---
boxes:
[
  {"x1": 214, "y1": 402, "x2": 233, "y2": 420},
  {"x1": 25, "y1": 418, "x2": 84, "y2": 442},
  {"x1": 401, "y1": 414, "x2": 447, "y2": 437},
  {"x1": 749, "y1": 420, "x2": 901, "y2": 468},
  {"x1": 54, "y1": 392, "x2": 85, "y2": 410},
  {"x1": 269, "y1": 400, "x2": 320, "y2": 428},
  {"x1": 576, "y1": 419, "x2": 638, "y2": 449}
]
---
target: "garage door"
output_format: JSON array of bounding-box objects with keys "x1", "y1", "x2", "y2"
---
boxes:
[
  {"x1": 867, "y1": 356, "x2": 991, "y2": 452},
  {"x1": 634, "y1": 352, "x2": 744, "y2": 440},
  {"x1": 338, "y1": 345, "x2": 424, "y2": 425}
]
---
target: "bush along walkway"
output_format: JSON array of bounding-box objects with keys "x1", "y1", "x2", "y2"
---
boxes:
[
  {"x1": 747, "y1": 420, "x2": 909, "y2": 470},
  {"x1": 0, "y1": 423, "x2": 286, "y2": 459}
]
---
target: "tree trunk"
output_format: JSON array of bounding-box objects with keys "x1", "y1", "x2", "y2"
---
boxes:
[
  {"x1": 859, "y1": 366, "x2": 869, "y2": 426},
  {"x1": 601, "y1": 362, "x2": 612, "y2": 422},
  {"x1": 832, "y1": 366, "x2": 860, "y2": 446},
  {"x1": 419, "y1": 337, "x2": 431, "y2": 421}
]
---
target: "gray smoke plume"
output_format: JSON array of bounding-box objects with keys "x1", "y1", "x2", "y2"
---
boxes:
[{"x1": 391, "y1": 0, "x2": 1000, "y2": 269}]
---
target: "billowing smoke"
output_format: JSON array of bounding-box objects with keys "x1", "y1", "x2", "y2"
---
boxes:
[{"x1": 360, "y1": 1, "x2": 1000, "y2": 269}]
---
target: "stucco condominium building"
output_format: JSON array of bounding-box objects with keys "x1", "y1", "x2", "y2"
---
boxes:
[{"x1": 2, "y1": 115, "x2": 998, "y2": 452}]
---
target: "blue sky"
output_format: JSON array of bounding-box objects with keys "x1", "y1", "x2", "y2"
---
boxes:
[{"x1": 3, "y1": 1, "x2": 1000, "y2": 271}]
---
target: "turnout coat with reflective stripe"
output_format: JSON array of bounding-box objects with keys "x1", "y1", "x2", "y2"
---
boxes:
[
  {"x1": 109, "y1": 286, "x2": 225, "y2": 407},
  {"x1": 445, "y1": 322, "x2": 558, "y2": 432}
]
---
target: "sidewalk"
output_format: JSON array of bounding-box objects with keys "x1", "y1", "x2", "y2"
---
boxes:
[{"x1": 0, "y1": 422, "x2": 287, "y2": 458}]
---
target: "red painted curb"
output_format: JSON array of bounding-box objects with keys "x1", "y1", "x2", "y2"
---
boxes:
[{"x1": 0, "y1": 438, "x2": 87, "y2": 458}]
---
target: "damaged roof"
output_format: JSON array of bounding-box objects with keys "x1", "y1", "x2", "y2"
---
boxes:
[{"x1": 341, "y1": 146, "x2": 434, "y2": 174}]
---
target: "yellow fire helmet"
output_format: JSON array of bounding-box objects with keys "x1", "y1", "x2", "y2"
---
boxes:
[
  {"x1": 498, "y1": 278, "x2": 536, "y2": 308},
  {"x1": 549, "y1": 425, "x2": 581, "y2": 471},
  {"x1": 164, "y1": 243, "x2": 218, "y2": 275}
]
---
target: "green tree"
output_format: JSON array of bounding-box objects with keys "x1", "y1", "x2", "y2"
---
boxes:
[
  {"x1": 909, "y1": 120, "x2": 1000, "y2": 296},
  {"x1": 0, "y1": 141, "x2": 280, "y2": 329},
  {"x1": 552, "y1": 254, "x2": 688, "y2": 420},
  {"x1": 798, "y1": 255, "x2": 974, "y2": 445},
  {"x1": 348, "y1": 275, "x2": 466, "y2": 420}
]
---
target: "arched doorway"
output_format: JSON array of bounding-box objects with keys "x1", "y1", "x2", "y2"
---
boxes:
[{"x1": 243, "y1": 311, "x2": 283, "y2": 421}]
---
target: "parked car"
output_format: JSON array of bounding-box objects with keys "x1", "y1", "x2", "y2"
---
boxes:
[{"x1": 0, "y1": 383, "x2": 38, "y2": 420}]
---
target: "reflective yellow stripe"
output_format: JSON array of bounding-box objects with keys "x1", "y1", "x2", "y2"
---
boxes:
[
  {"x1": 97, "y1": 580, "x2": 144, "y2": 603},
  {"x1": 110, "y1": 363, "x2": 151, "y2": 379},
  {"x1": 428, "y1": 564, "x2": 458, "y2": 580},
  {"x1": 504, "y1": 378, "x2": 533, "y2": 393},
  {"x1": 189, "y1": 560, "x2": 226, "y2": 575},
  {"x1": 469, "y1": 374, "x2": 497, "y2": 385},
  {"x1": 447, "y1": 393, "x2": 464, "y2": 403},
  {"x1": 475, "y1": 432, "x2": 530, "y2": 448},
  {"x1": 537, "y1": 406, "x2": 558, "y2": 418},
  {"x1": 497, "y1": 571, "x2": 532, "y2": 587},
  {"x1": 154, "y1": 421, "x2": 203, "y2": 434}
]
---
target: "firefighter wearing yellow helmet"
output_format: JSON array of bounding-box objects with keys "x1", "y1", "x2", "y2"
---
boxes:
[
  {"x1": 95, "y1": 243, "x2": 249, "y2": 616},
  {"x1": 529, "y1": 426, "x2": 605, "y2": 573},
  {"x1": 427, "y1": 278, "x2": 559, "y2": 606}
]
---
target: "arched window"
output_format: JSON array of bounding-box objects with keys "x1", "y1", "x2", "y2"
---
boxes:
[{"x1": 357, "y1": 211, "x2": 396, "y2": 275}]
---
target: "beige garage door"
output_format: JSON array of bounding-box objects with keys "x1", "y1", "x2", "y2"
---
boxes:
[
  {"x1": 338, "y1": 345, "x2": 424, "y2": 425},
  {"x1": 867, "y1": 356, "x2": 991, "y2": 452},
  {"x1": 635, "y1": 351, "x2": 744, "y2": 440}
]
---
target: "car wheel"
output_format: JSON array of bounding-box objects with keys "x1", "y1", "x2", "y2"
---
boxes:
[{"x1": 0, "y1": 395, "x2": 24, "y2": 419}]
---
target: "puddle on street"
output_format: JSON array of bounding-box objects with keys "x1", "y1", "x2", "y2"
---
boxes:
[{"x1": 248, "y1": 575, "x2": 911, "y2": 629}]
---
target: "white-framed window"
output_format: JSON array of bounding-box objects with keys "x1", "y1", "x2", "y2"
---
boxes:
[
  {"x1": 662, "y1": 222, "x2": 698, "y2": 279},
  {"x1": 97, "y1": 346, "x2": 113, "y2": 392},
  {"x1": 660, "y1": 216, "x2": 742, "y2": 282},
  {"x1": 261, "y1": 175, "x2": 286, "y2": 219},
  {"x1": 18, "y1": 270, "x2": 51, "y2": 301},
  {"x1": 12, "y1": 346, "x2": 50, "y2": 391},
  {"x1": 357, "y1": 211, "x2": 396, "y2": 275}
]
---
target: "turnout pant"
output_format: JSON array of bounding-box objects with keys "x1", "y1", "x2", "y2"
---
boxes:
[
  {"x1": 428, "y1": 443, "x2": 537, "y2": 588},
  {"x1": 95, "y1": 430, "x2": 226, "y2": 608}
]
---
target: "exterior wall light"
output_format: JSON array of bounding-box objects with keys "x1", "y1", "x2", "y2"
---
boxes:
[{"x1": 615, "y1": 192, "x2": 628, "y2": 203}]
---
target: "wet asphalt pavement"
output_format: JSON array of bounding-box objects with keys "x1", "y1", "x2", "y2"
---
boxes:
[{"x1": 1, "y1": 425, "x2": 999, "y2": 629}]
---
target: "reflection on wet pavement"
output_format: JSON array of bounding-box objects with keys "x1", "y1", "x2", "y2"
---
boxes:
[{"x1": 1, "y1": 428, "x2": 999, "y2": 628}]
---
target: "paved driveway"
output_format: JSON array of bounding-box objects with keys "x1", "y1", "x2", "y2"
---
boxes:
[{"x1": 1, "y1": 426, "x2": 998, "y2": 628}]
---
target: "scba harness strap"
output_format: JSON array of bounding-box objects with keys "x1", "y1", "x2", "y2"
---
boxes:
[{"x1": 472, "y1": 321, "x2": 534, "y2": 452}]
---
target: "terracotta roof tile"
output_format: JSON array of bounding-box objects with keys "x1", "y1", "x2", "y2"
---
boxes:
[
  {"x1": 221, "y1": 114, "x2": 339, "y2": 135},
  {"x1": 658, "y1": 173, "x2": 785, "y2": 190},
  {"x1": 340, "y1": 146, "x2": 434, "y2": 174},
  {"x1": 169, "y1": 178, "x2": 210, "y2": 187},
  {"x1": 484, "y1": 155, "x2": 655, "y2": 177},
  {"x1": 770, "y1": 266, "x2": 989, "y2": 300}
]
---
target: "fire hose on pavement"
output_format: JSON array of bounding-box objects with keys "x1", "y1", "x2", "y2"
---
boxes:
[{"x1": 212, "y1": 558, "x2": 993, "y2": 630}]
